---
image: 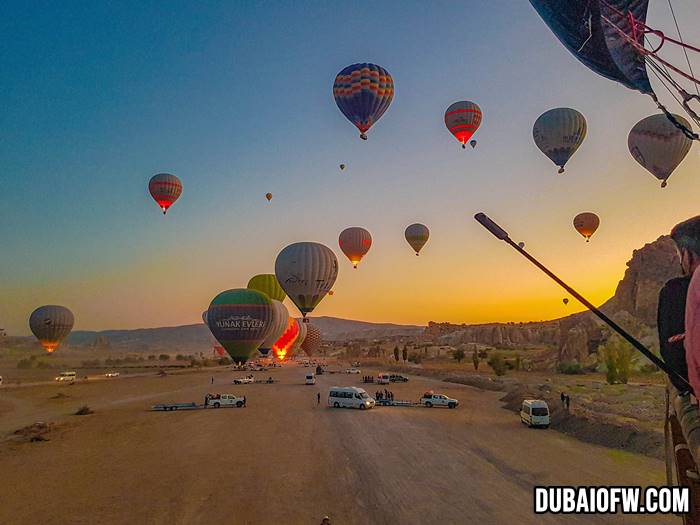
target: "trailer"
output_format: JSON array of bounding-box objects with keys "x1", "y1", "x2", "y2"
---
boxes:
[
  {"x1": 152, "y1": 393, "x2": 246, "y2": 411},
  {"x1": 374, "y1": 399, "x2": 421, "y2": 407},
  {"x1": 151, "y1": 402, "x2": 201, "y2": 411}
]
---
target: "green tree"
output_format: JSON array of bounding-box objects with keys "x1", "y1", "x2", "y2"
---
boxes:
[
  {"x1": 487, "y1": 354, "x2": 507, "y2": 376},
  {"x1": 452, "y1": 348, "x2": 465, "y2": 363},
  {"x1": 158, "y1": 354, "x2": 170, "y2": 361},
  {"x1": 393, "y1": 346, "x2": 399, "y2": 362},
  {"x1": 402, "y1": 346, "x2": 408, "y2": 362},
  {"x1": 600, "y1": 336, "x2": 633, "y2": 384},
  {"x1": 472, "y1": 350, "x2": 479, "y2": 371}
]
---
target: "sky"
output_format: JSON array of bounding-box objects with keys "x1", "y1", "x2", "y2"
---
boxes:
[{"x1": 2, "y1": 1, "x2": 700, "y2": 334}]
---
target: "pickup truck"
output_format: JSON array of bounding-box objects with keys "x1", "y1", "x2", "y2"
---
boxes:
[
  {"x1": 233, "y1": 375, "x2": 255, "y2": 384},
  {"x1": 421, "y1": 392, "x2": 459, "y2": 409},
  {"x1": 204, "y1": 393, "x2": 245, "y2": 408}
]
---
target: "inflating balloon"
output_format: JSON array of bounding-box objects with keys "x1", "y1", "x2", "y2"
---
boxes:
[
  {"x1": 339, "y1": 227, "x2": 372, "y2": 268},
  {"x1": 248, "y1": 274, "x2": 286, "y2": 302},
  {"x1": 29, "y1": 305, "x2": 74, "y2": 353},
  {"x1": 333, "y1": 63, "x2": 394, "y2": 140},
  {"x1": 405, "y1": 223, "x2": 429, "y2": 255},
  {"x1": 444, "y1": 101, "x2": 482, "y2": 149},
  {"x1": 266, "y1": 192, "x2": 273, "y2": 202},
  {"x1": 275, "y1": 242, "x2": 338, "y2": 318},
  {"x1": 628, "y1": 114, "x2": 693, "y2": 187},
  {"x1": 573, "y1": 212, "x2": 600, "y2": 242},
  {"x1": 258, "y1": 300, "x2": 289, "y2": 357},
  {"x1": 148, "y1": 173, "x2": 182, "y2": 214},
  {"x1": 272, "y1": 316, "x2": 299, "y2": 361},
  {"x1": 533, "y1": 108, "x2": 587, "y2": 173},
  {"x1": 207, "y1": 289, "x2": 274, "y2": 364},
  {"x1": 301, "y1": 323, "x2": 322, "y2": 356}
]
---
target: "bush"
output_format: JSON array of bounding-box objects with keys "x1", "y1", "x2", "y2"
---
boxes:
[
  {"x1": 176, "y1": 354, "x2": 185, "y2": 361},
  {"x1": 147, "y1": 354, "x2": 156, "y2": 361},
  {"x1": 452, "y1": 348, "x2": 465, "y2": 363},
  {"x1": 75, "y1": 405, "x2": 93, "y2": 416},
  {"x1": 557, "y1": 361, "x2": 584, "y2": 375},
  {"x1": 408, "y1": 352, "x2": 422, "y2": 364},
  {"x1": 600, "y1": 336, "x2": 633, "y2": 384},
  {"x1": 158, "y1": 354, "x2": 170, "y2": 361},
  {"x1": 487, "y1": 354, "x2": 507, "y2": 376}
]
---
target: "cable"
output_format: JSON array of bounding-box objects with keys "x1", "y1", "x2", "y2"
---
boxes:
[{"x1": 667, "y1": 0, "x2": 699, "y2": 96}]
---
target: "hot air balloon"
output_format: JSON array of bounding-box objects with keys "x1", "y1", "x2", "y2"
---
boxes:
[
  {"x1": 201, "y1": 310, "x2": 208, "y2": 324},
  {"x1": 257, "y1": 300, "x2": 289, "y2": 357},
  {"x1": 333, "y1": 63, "x2": 394, "y2": 140},
  {"x1": 328, "y1": 290, "x2": 334, "y2": 296},
  {"x1": 206, "y1": 289, "x2": 274, "y2": 364},
  {"x1": 340, "y1": 164, "x2": 346, "y2": 171},
  {"x1": 405, "y1": 223, "x2": 429, "y2": 256},
  {"x1": 301, "y1": 323, "x2": 322, "y2": 356},
  {"x1": 563, "y1": 298, "x2": 569, "y2": 305},
  {"x1": 444, "y1": 101, "x2": 482, "y2": 149},
  {"x1": 148, "y1": 173, "x2": 182, "y2": 214},
  {"x1": 518, "y1": 242, "x2": 525, "y2": 249},
  {"x1": 533, "y1": 108, "x2": 587, "y2": 173},
  {"x1": 291, "y1": 318, "x2": 308, "y2": 356},
  {"x1": 247, "y1": 274, "x2": 286, "y2": 302},
  {"x1": 275, "y1": 242, "x2": 338, "y2": 318},
  {"x1": 628, "y1": 114, "x2": 693, "y2": 187},
  {"x1": 573, "y1": 212, "x2": 600, "y2": 242},
  {"x1": 29, "y1": 305, "x2": 74, "y2": 353},
  {"x1": 266, "y1": 192, "x2": 273, "y2": 202},
  {"x1": 339, "y1": 227, "x2": 372, "y2": 268},
  {"x1": 272, "y1": 316, "x2": 299, "y2": 361},
  {"x1": 470, "y1": 140, "x2": 477, "y2": 149}
]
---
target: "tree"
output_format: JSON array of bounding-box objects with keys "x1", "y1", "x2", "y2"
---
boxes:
[
  {"x1": 158, "y1": 354, "x2": 170, "y2": 361},
  {"x1": 402, "y1": 346, "x2": 408, "y2": 362},
  {"x1": 487, "y1": 354, "x2": 507, "y2": 376},
  {"x1": 600, "y1": 336, "x2": 633, "y2": 384},
  {"x1": 393, "y1": 346, "x2": 399, "y2": 362},
  {"x1": 472, "y1": 350, "x2": 479, "y2": 371},
  {"x1": 452, "y1": 348, "x2": 465, "y2": 363}
]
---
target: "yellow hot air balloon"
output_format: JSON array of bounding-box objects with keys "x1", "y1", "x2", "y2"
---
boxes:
[
  {"x1": 339, "y1": 227, "x2": 372, "y2": 268},
  {"x1": 573, "y1": 212, "x2": 600, "y2": 242},
  {"x1": 247, "y1": 274, "x2": 286, "y2": 302},
  {"x1": 265, "y1": 192, "x2": 273, "y2": 202}
]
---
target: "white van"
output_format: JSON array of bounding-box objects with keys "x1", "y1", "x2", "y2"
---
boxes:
[
  {"x1": 376, "y1": 373, "x2": 390, "y2": 385},
  {"x1": 305, "y1": 374, "x2": 316, "y2": 385},
  {"x1": 520, "y1": 399, "x2": 550, "y2": 428},
  {"x1": 55, "y1": 371, "x2": 77, "y2": 383},
  {"x1": 328, "y1": 387, "x2": 375, "y2": 410}
]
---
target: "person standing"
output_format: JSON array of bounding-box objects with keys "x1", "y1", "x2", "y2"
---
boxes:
[
  {"x1": 211, "y1": 376, "x2": 214, "y2": 385},
  {"x1": 317, "y1": 392, "x2": 321, "y2": 405}
]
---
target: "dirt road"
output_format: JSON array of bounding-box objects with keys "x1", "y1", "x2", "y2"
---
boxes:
[{"x1": 0, "y1": 365, "x2": 669, "y2": 524}]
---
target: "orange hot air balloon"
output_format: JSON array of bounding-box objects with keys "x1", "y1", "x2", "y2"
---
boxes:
[
  {"x1": 573, "y1": 212, "x2": 600, "y2": 242},
  {"x1": 328, "y1": 290, "x2": 334, "y2": 296},
  {"x1": 272, "y1": 316, "x2": 299, "y2": 361},
  {"x1": 148, "y1": 173, "x2": 182, "y2": 214},
  {"x1": 339, "y1": 227, "x2": 372, "y2": 268},
  {"x1": 266, "y1": 192, "x2": 273, "y2": 202}
]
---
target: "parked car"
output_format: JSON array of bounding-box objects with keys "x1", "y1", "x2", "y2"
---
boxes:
[
  {"x1": 305, "y1": 374, "x2": 316, "y2": 385},
  {"x1": 345, "y1": 368, "x2": 361, "y2": 374},
  {"x1": 389, "y1": 374, "x2": 408, "y2": 382},
  {"x1": 55, "y1": 371, "x2": 77, "y2": 383},
  {"x1": 421, "y1": 392, "x2": 459, "y2": 409},
  {"x1": 104, "y1": 371, "x2": 120, "y2": 378},
  {"x1": 233, "y1": 375, "x2": 255, "y2": 384},
  {"x1": 204, "y1": 393, "x2": 245, "y2": 408},
  {"x1": 520, "y1": 399, "x2": 550, "y2": 428},
  {"x1": 328, "y1": 387, "x2": 375, "y2": 409}
]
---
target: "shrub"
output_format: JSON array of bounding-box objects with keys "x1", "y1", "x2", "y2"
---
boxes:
[
  {"x1": 408, "y1": 352, "x2": 422, "y2": 364},
  {"x1": 147, "y1": 354, "x2": 156, "y2": 361},
  {"x1": 487, "y1": 354, "x2": 507, "y2": 376},
  {"x1": 452, "y1": 348, "x2": 465, "y2": 363},
  {"x1": 558, "y1": 361, "x2": 584, "y2": 375},
  {"x1": 158, "y1": 354, "x2": 170, "y2": 361}
]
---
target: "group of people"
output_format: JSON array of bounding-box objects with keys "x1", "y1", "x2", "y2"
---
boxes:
[
  {"x1": 375, "y1": 389, "x2": 395, "y2": 401},
  {"x1": 559, "y1": 392, "x2": 571, "y2": 410},
  {"x1": 362, "y1": 375, "x2": 374, "y2": 383},
  {"x1": 658, "y1": 216, "x2": 700, "y2": 398}
]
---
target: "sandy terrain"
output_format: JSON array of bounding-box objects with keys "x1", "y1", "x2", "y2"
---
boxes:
[{"x1": 0, "y1": 364, "x2": 669, "y2": 524}]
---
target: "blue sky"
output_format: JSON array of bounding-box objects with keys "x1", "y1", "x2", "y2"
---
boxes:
[{"x1": 2, "y1": 1, "x2": 700, "y2": 333}]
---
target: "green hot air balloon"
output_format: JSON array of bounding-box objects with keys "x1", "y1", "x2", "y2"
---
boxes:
[
  {"x1": 247, "y1": 274, "x2": 286, "y2": 302},
  {"x1": 207, "y1": 289, "x2": 274, "y2": 364}
]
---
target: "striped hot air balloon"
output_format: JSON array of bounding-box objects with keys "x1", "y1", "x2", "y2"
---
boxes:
[
  {"x1": 257, "y1": 300, "x2": 289, "y2": 357},
  {"x1": 301, "y1": 323, "x2": 322, "y2": 357},
  {"x1": 275, "y1": 242, "x2": 338, "y2": 318},
  {"x1": 533, "y1": 108, "x2": 587, "y2": 173},
  {"x1": 206, "y1": 289, "x2": 274, "y2": 364},
  {"x1": 29, "y1": 305, "x2": 74, "y2": 353},
  {"x1": 339, "y1": 227, "x2": 372, "y2": 268},
  {"x1": 148, "y1": 173, "x2": 182, "y2": 214},
  {"x1": 333, "y1": 63, "x2": 394, "y2": 140},
  {"x1": 405, "y1": 223, "x2": 430, "y2": 255},
  {"x1": 247, "y1": 274, "x2": 286, "y2": 302},
  {"x1": 445, "y1": 101, "x2": 482, "y2": 149},
  {"x1": 291, "y1": 318, "x2": 308, "y2": 357},
  {"x1": 628, "y1": 114, "x2": 693, "y2": 187},
  {"x1": 272, "y1": 316, "x2": 299, "y2": 361}
]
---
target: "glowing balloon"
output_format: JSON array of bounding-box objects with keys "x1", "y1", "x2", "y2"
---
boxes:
[
  {"x1": 273, "y1": 316, "x2": 299, "y2": 361},
  {"x1": 628, "y1": 114, "x2": 693, "y2": 187},
  {"x1": 301, "y1": 323, "x2": 322, "y2": 356},
  {"x1": 148, "y1": 173, "x2": 182, "y2": 214},
  {"x1": 258, "y1": 300, "x2": 289, "y2": 357},
  {"x1": 247, "y1": 274, "x2": 286, "y2": 302},
  {"x1": 533, "y1": 108, "x2": 587, "y2": 173},
  {"x1": 333, "y1": 63, "x2": 394, "y2": 140},
  {"x1": 573, "y1": 212, "x2": 600, "y2": 242},
  {"x1": 444, "y1": 101, "x2": 482, "y2": 149},
  {"x1": 266, "y1": 192, "x2": 273, "y2": 202},
  {"x1": 405, "y1": 223, "x2": 429, "y2": 256},
  {"x1": 275, "y1": 242, "x2": 338, "y2": 318},
  {"x1": 206, "y1": 289, "x2": 274, "y2": 364},
  {"x1": 339, "y1": 227, "x2": 372, "y2": 268},
  {"x1": 29, "y1": 305, "x2": 74, "y2": 353}
]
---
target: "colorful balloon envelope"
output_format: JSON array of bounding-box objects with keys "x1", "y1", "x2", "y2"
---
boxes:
[
  {"x1": 628, "y1": 114, "x2": 693, "y2": 187},
  {"x1": 266, "y1": 192, "x2": 273, "y2": 202},
  {"x1": 301, "y1": 323, "x2": 322, "y2": 356},
  {"x1": 444, "y1": 101, "x2": 482, "y2": 149},
  {"x1": 272, "y1": 316, "x2": 299, "y2": 361},
  {"x1": 333, "y1": 63, "x2": 394, "y2": 140},
  {"x1": 29, "y1": 305, "x2": 74, "y2": 353},
  {"x1": 533, "y1": 108, "x2": 587, "y2": 173},
  {"x1": 258, "y1": 300, "x2": 289, "y2": 356},
  {"x1": 573, "y1": 212, "x2": 600, "y2": 242},
  {"x1": 405, "y1": 223, "x2": 429, "y2": 255},
  {"x1": 247, "y1": 274, "x2": 286, "y2": 302},
  {"x1": 339, "y1": 227, "x2": 372, "y2": 268},
  {"x1": 275, "y1": 242, "x2": 338, "y2": 317},
  {"x1": 206, "y1": 289, "x2": 274, "y2": 364},
  {"x1": 148, "y1": 173, "x2": 182, "y2": 214}
]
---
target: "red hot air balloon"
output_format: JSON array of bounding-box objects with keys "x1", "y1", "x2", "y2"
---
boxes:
[
  {"x1": 445, "y1": 101, "x2": 482, "y2": 149},
  {"x1": 149, "y1": 173, "x2": 182, "y2": 214},
  {"x1": 339, "y1": 227, "x2": 372, "y2": 268},
  {"x1": 272, "y1": 316, "x2": 300, "y2": 361}
]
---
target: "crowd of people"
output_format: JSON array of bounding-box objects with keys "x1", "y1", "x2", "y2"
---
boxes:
[{"x1": 375, "y1": 389, "x2": 395, "y2": 401}]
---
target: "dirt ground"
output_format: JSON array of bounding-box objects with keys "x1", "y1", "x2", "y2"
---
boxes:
[{"x1": 0, "y1": 363, "x2": 670, "y2": 524}]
